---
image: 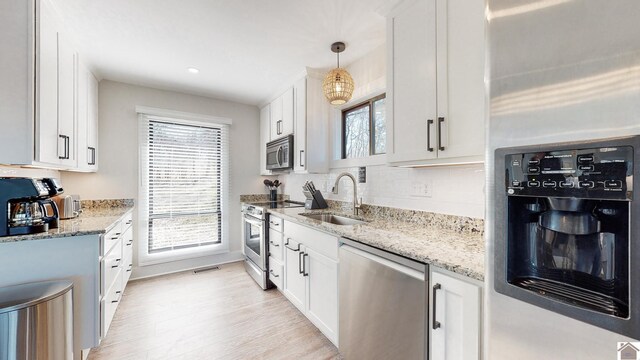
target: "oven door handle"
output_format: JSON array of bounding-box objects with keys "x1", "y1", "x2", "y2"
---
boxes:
[{"x1": 243, "y1": 216, "x2": 263, "y2": 227}]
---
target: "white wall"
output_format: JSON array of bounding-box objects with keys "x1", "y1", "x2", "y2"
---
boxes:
[
  {"x1": 62, "y1": 80, "x2": 263, "y2": 277},
  {"x1": 278, "y1": 45, "x2": 485, "y2": 219}
]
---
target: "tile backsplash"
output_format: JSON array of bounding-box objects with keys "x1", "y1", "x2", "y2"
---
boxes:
[{"x1": 277, "y1": 163, "x2": 485, "y2": 219}]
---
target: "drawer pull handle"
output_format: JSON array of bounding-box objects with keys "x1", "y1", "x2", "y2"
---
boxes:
[
  {"x1": 110, "y1": 236, "x2": 118, "y2": 240},
  {"x1": 269, "y1": 241, "x2": 280, "y2": 247},
  {"x1": 269, "y1": 269, "x2": 279, "y2": 278},
  {"x1": 269, "y1": 221, "x2": 280, "y2": 226},
  {"x1": 126, "y1": 220, "x2": 132, "y2": 225},
  {"x1": 126, "y1": 241, "x2": 133, "y2": 246},
  {"x1": 111, "y1": 259, "x2": 121, "y2": 268}
]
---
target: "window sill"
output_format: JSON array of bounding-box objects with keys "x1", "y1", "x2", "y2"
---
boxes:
[
  {"x1": 138, "y1": 242, "x2": 230, "y2": 267},
  {"x1": 330, "y1": 154, "x2": 387, "y2": 169}
]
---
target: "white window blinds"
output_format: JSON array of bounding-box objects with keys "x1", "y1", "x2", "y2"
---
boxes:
[{"x1": 139, "y1": 115, "x2": 229, "y2": 259}]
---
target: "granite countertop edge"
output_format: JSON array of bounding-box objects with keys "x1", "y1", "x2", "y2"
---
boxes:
[
  {"x1": 266, "y1": 207, "x2": 485, "y2": 282},
  {"x1": 0, "y1": 206, "x2": 134, "y2": 244}
]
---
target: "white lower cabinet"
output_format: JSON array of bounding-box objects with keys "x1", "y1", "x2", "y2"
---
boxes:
[
  {"x1": 429, "y1": 267, "x2": 482, "y2": 360},
  {"x1": 281, "y1": 221, "x2": 339, "y2": 345}
]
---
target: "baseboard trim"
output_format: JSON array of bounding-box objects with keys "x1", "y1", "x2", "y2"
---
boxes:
[{"x1": 130, "y1": 251, "x2": 244, "y2": 281}]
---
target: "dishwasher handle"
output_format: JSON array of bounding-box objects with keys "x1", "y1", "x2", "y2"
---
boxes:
[
  {"x1": 432, "y1": 283, "x2": 442, "y2": 330},
  {"x1": 340, "y1": 245, "x2": 425, "y2": 281}
]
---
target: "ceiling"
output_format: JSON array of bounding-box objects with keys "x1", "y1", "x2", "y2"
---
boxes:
[{"x1": 53, "y1": 0, "x2": 390, "y2": 106}]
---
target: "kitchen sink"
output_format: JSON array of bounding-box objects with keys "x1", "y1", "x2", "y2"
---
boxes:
[{"x1": 300, "y1": 213, "x2": 366, "y2": 226}]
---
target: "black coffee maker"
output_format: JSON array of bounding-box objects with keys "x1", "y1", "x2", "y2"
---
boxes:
[{"x1": 0, "y1": 177, "x2": 63, "y2": 236}]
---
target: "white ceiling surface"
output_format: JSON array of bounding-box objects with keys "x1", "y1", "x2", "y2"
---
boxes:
[{"x1": 53, "y1": 0, "x2": 389, "y2": 106}]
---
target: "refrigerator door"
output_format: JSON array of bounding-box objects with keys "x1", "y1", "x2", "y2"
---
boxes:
[{"x1": 486, "y1": 0, "x2": 640, "y2": 359}]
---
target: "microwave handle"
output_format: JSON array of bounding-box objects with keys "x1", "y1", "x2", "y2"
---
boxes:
[{"x1": 277, "y1": 146, "x2": 283, "y2": 166}]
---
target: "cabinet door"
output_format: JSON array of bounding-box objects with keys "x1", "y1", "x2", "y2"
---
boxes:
[
  {"x1": 259, "y1": 105, "x2": 272, "y2": 175},
  {"x1": 387, "y1": 0, "x2": 438, "y2": 164},
  {"x1": 76, "y1": 61, "x2": 89, "y2": 170},
  {"x1": 293, "y1": 77, "x2": 307, "y2": 172},
  {"x1": 35, "y1": 0, "x2": 60, "y2": 165},
  {"x1": 435, "y1": 0, "x2": 485, "y2": 160},
  {"x1": 283, "y1": 237, "x2": 305, "y2": 312},
  {"x1": 57, "y1": 33, "x2": 77, "y2": 167},
  {"x1": 281, "y1": 87, "x2": 294, "y2": 136},
  {"x1": 430, "y1": 269, "x2": 481, "y2": 360},
  {"x1": 304, "y1": 246, "x2": 339, "y2": 345},
  {"x1": 87, "y1": 71, "x2": 99, "y2": 170},
  {"x1": 270, "y1": 95, "x2": 283, "y2": 140}
]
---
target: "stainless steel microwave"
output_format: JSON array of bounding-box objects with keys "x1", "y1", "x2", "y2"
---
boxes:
[{"x1": 266, "y1": 135, "x2": 293, "y2": 171}]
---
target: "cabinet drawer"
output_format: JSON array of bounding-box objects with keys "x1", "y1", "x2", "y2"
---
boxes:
[
  {"x1": 101, "y1": 268, "x2": 123, "y2": 339},
  {"x1": 121, "y1": 212, "x2": 133, "y2": 231},
  {"x1": 101, "y1": 239, "x2": 123, "y2": 296},
  {"x1": 269, "y1": 256, "x2": 283, "y2": 289},
  {"x1": 268, "y1": 228, "x2": 283, "y2": 261},
  {"x1": 122, "y1": 226, "x2": 133, "y2": 260},
  {"x1": 102, "y1": 221, "x2": 123, "y2": 256},
  {"x1": 268, "y1": 215, "x2": 284, "y2": 233},
  {"x1": 285, "y1": 220, "x2": 339, "y2": 261}
]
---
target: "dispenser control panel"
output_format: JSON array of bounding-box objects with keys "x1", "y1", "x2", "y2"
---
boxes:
[{"x1": 505, "y1": 145, "x2": 633, "y2": 200}]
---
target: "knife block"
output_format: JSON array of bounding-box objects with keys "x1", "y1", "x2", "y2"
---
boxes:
[{"x1": 304, "y1": 190, "x2": 328, "y2": 210}]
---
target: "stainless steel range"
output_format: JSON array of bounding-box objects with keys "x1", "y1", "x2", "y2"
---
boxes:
[{"x1": 242, "y1": 201, "x2": 304, "y2": 289}]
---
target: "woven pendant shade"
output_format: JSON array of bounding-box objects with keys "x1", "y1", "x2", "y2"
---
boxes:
[
  {"x1": 323, "y1": 42, "x2": 355, "y2": 105},
  {"x1": 323, "y1": 68, "x2": 355, "y2": 105}
]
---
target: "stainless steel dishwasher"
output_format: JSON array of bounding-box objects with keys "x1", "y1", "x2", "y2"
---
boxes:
[{"x1": 339, "y1": 238, "x2": 428, "y2": 360}]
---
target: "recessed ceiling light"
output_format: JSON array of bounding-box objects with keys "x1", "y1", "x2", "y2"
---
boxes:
[{"x1": 187, "y1": 67, "x2": 199, "y2": 74}]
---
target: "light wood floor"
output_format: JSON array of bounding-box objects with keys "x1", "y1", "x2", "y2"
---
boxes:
[{"x1": 88, "y1": 261, "x2": 339, "y2": 360}]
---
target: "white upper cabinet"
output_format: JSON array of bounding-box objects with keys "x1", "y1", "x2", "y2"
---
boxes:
[
  {"x1": 0, "y1": 0, "x2": 99, "y2": 171},
  {"x1": 387, "y1": 0, "x2": 485, "y2": 166},
  {"x1": 269, "y1": 88, "x2": 294, "y2": 141},
  {"x1": 293, "y1": 75, "x2": 329, "y2": 174},
  {"x1": 259, "y1": 104, "x2": 272, "y2": 175},
  {"x1": 76, "y1": 60, "x2": 99, "y2": 172}
]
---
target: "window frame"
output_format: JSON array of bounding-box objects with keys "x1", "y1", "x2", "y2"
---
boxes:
[
  {"x1": 341, "y1": 93, "x2": 386, "y2": 159},
  {"x1": 137, "y1": 108, "x2": 232, "y2": 267}
]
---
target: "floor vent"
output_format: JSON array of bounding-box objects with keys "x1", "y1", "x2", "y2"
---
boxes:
[{"x1": 193, "y1": 266, "x2": 220, "y2": 274}]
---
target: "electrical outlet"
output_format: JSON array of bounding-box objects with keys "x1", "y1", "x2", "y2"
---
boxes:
[{"x1": 410, "y1": 180, "x2": 433, "y2": 198}]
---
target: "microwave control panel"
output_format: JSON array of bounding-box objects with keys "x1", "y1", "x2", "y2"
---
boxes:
[{"x1": 505, "y1": 145, "x2": 633, "y2": 200}]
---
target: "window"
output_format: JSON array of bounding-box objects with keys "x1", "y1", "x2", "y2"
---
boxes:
[
  {"x1": 342, "y1": 94, "x2": 386, "y2": 158},
  {"x1": 138, "y1": 112, "x2": 230, "y2": 265}
]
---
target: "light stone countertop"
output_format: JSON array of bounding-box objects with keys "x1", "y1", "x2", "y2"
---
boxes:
[
  {"x1": 0, "y1": 206, "x2": 134, "y2": 243},
  {"x1": 266, "y1": 206, "x2": 485, "y2": 281}
]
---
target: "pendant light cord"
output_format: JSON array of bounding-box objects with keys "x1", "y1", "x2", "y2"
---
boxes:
[{"x1": 337, "y1": 52, "x2": 340, "y2": 68}]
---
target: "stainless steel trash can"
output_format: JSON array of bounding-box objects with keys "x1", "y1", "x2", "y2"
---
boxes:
[{"x1": 0, "y1": 281, "x2": 73, "y2": 360}]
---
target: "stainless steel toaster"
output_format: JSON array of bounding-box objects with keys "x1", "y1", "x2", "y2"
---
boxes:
[{"x1": 52, "y1": 194, "x2": 81, "y2": 219}]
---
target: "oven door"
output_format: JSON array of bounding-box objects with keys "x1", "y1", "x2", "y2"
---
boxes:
[{"x1": 243, "y1": 215, "x2": 266, "y2": 269}]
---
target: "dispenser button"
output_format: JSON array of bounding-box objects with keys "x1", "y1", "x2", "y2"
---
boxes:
[
  {"x1": 579, "y1": 165, "x2": 594, "y2": 171},
  {"x1": 559, "y1": 181, "x2": 574, "y2": 188},
  {"x1": 542, "y1": 181, "x2": 556, "y2": 188},
  {"x1": 605, "y1": 180, "x2": 622, "y2": 189},
  {"x1": 512, "y1": 180, "x2": 521, "y2": 187},
  {"x1": 528, "y1": 159, "x2": 540, "y2": 165},
  {"x1": 578, "y1": 155, "x2": 594, "y2": 163},
  {"x1": 579, "y1": 181, "x2": 595, "y2": 189},
  {"x1": 528, "y1": 181, "x2": 541, "y2": 188},
  {"x1": 528, "y1": 167, "x2": 540, "y2": 174},
  {"x1": 511, "y1": 159, "x2": 521, "y2": 167}
]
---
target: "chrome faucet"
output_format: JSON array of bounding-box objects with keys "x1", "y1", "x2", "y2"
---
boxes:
[{"x1": 332, "y1": 172, "x2": 362, "y2": 216}]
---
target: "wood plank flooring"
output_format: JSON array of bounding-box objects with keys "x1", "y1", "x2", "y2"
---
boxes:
[{"x1": 88, "y1": 262, "x2": 340, "y2": 360}]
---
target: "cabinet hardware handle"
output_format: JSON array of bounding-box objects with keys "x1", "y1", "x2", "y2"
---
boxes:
[
  {"x1": 269, "y1": 269, "x2": 280, "y2": 278},
  {"x1": 298, "y1": 251, "x2": 305, "y2": 274},
  {"x1": 126, "y1": 220, "x2": 132, "y2": 225},
  {"x1": 432, "y1": 283, "x2": 442, "y2": 330},
  {"x1": 284, "y1": 242, "x2": 299, "y2": 252},
  {"x1": 126, "y1": 241, "x2": 133, "y2": 246},
  {"x1": 427, "y1": 119, "x2": 434, "y2": 152},
  {"x1": 437, "y1": 117, "x2": 445, "y2": 151},
  {"x1": 110, "y1": 236, "x2": 118, "y2": 240},
  {"x1": 269, "y1": 241, "x2": 280, "y2": 247},
  {"x1": 58, "y1": 135, "x2": 70, "y2": 159},
  {"x1": 111, "y1": 259, "x2": 121, "y2": 268},
  {"x1": 269, "y1": 221, "x2": 280, "y2": 226},
  {"x1": 88, "y1": 147, "x2": 96, "y2": 165},
  {"x1": 300, "y1": 150, "x2": 305, "y2": 167},
  {"x1": 302, "y1": 253, "x2": 309, "y2": 276},
  {"x1": 115, "y1": 232, "x2": 121, "y2": 236}
]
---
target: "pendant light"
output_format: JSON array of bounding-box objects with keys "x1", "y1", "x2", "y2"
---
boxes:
[{"x1": 323, "y1": 42, "x2": 355, "y2": 105}]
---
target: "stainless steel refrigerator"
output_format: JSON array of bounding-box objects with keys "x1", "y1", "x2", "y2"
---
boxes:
[{"x1": 485, "y1": 1, "x2": 640, "y2": 359}]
